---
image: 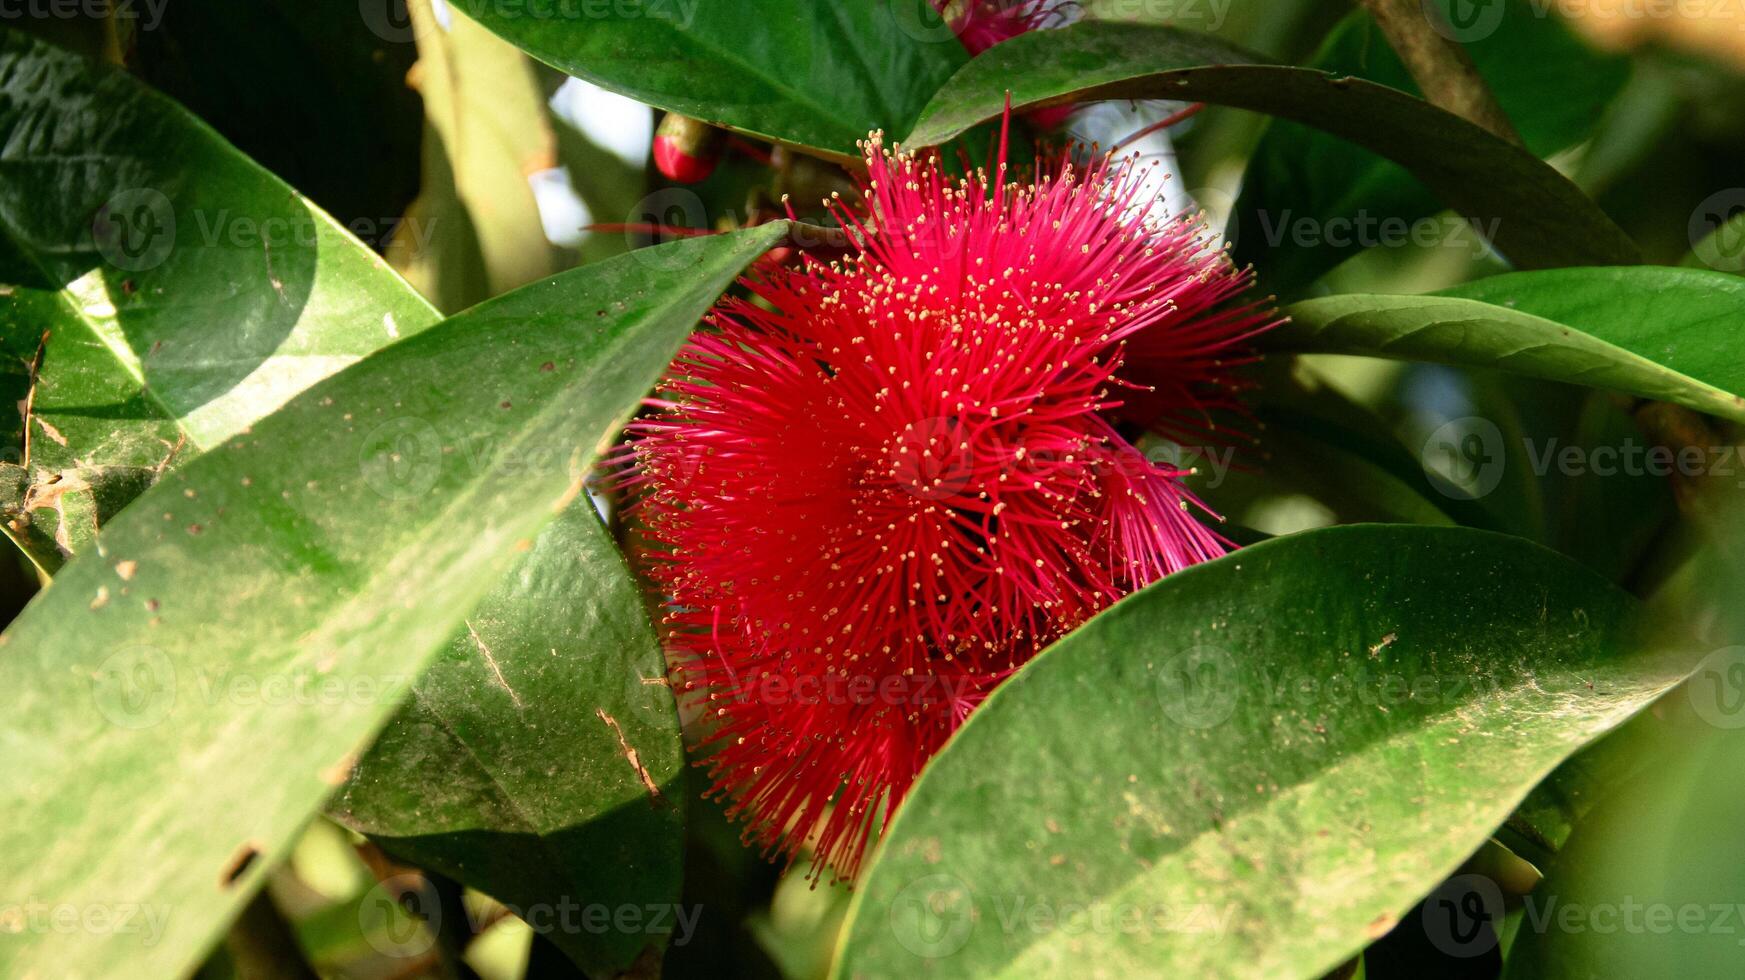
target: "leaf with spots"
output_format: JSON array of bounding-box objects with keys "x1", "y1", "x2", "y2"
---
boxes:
[
  {"x1": 329, "y1": 503, "x2": 686, "y2": 974},
  {"x1": 836, "y1": 526, "x2": 1691, "y2": 979},
  {"x1": 0, "y1": 223, "x2": 789, "y2": 980},
  {"x1": 0, "y1": 28, "x2": 440, "y2": 572}
]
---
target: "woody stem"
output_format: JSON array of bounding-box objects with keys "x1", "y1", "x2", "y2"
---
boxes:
[{"x1": 1355, "y1": 0, "x2": 1523, "y2": 146}]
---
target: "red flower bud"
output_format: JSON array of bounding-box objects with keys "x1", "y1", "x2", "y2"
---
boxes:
[{"x1": 653, "y1": 113, "x2": 723, "y2": 183}]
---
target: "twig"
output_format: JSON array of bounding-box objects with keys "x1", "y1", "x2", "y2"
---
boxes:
[{"x1": 1355, "y1": 0, "x2": 1523, "y2": 145}]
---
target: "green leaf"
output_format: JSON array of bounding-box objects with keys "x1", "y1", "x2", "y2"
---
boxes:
[
  {"x1": 0, "y1": 29, "x2": 440, "y2": 570},
  {"x1": 130, "y1": 0, "x2": 424, "y2": 233},
  {"x1": 464, "y1": 0, "x2": 967, "y2": 159},
  {"x1": 0, "y1": 223, "x2": 787, "y2": 980},
  {"x1": 330, "y1": 504, "x2": 685, "y2": 973},
  {"x1": 904, "y1": 21, "x2": 1638, "y2": 271},
  {"x1": 1232, "y1": 0, "x2": 1629, "y2": 293},
  {"x1": 1270, "y1": 267, "x2": 1745, "y2": 423},
  {"x1": 836, "y1": 526, "x2": 1688, "y2": 978}
]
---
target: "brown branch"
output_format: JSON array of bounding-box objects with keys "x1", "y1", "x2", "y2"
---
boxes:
[{"x1": 1356, "y1": 0, "x2": 1523, "y2": 145}]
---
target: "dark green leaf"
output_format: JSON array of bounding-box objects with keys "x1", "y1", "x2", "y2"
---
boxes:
[
  {"x1": 1232, "y1": 0, "x2": 1629, "y2": 293},
  {"x1": 131, "y1": 0, "x2": 424, "y2": 232},
  {"x1": 0, "y1": 223, "x2": 787, "y2": 979},
  {"x1": 0, "y1": 29, "x2": 440, "y2": 570},
  {"x1": 904, "y1": 21, "x2": 1638, "y2": 271},
  {"x1": 836, "y1": 525, "x2": 1687, "y2": 978},
  {"x1": 331, "y1": 504, "x2": 685, "y2": 973},
  {"x1": 1270, "y1": 268, "x2": 1745, "y2": 423},
  {"x1": 464, "y1": 0, "x2": 967, "y2": 159}
]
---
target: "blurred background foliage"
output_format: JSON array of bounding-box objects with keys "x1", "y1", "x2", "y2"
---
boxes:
[{"x1": 4, "y1": 0, "x2": 1744, "y2": 977}]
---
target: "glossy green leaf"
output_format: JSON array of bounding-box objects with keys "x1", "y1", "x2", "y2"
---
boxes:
[
  {"x1": 0, "y1": 223, "x2": 787, "y2": 980},
  {"x1": 904, "y1": 21, "x2": 1637, "y2": 271},
  {"x1": 836, "y1": 525, "x2": 1689, "y2": 979},
  {"x1": 1232, "y1": 0, "x2": 1629, "y2": 293},
  {"x1": 330, "y1": 503, "x2": 685, "y2": 973},
  {"x1": 0, "y1": 29, "x2": 440, "y2": 570},
  {"x1": 464, "y1": 0, "x2": 967, "y2": 159},
  {"x1": 1271, "y1": 267, "x2": 1745, "y2": 423}
]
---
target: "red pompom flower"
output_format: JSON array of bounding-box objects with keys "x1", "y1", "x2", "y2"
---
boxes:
[{"x1": 622, "y1": 127, "x2": 1276, "y2": 881}]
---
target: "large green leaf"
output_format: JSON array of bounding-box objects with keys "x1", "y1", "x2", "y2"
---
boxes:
[
  {"x1": 835, "y1": 525, "x2": 1690, "y2": 979},
  {"x1": 0, "y1": 29, "x2": 440, "y2": 570},
  {"x1": 464, "y1": 0, "x2": 967, "y2": 159},
  {"x1": 1232, "y1": 0, "x2": 1629, "y2": 293},
  {"x1": 1270, "y1": 267, "x2": 1745, "y2": 423},
  {"x1": 904, "y1": 21, "x2": 1637, "y2": 272},
  {"x1": 0, "y1": 224, "x2": 787, "y2": 979},
  {"x1": 330, "y1": 503, "x2": 686, "y2": 974}
]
